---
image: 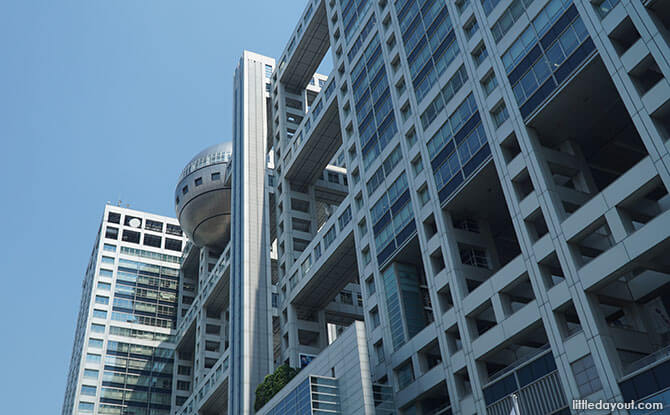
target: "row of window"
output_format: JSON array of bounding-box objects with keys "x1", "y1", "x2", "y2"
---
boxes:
[
  {"x1": 347, "y1": 14, "x2": 376, "y2": 63},
  {"x1": 396, "y1": 0, "x2": 461, "y2": 103},
  {"x1": 341, "y1": 0, "x2": 371, "y2": 41},
  {"x1": 491, "y1": 0, "x2": 536, "y2": 43},
  {"x1": 177, "y1": 171, "x2": 222, "y2": 203},
  {"x1": 107, "y1": 211, "x2": 182, "y2": 236},
  {"x1": 420, "y1": 64, "x2": 468, "y2": 131},
  {"x1": 366, "y1": 145, "x2": 403, "y2": 197},
  {"x1": 106, "y1": 245, "x2": 181, "y2": 264},
  {"x1": 351, "y1": 35, "x2": 399, "y2": 170},
  {"x1": 370, "y1": 172, "x2": 416, "y2": 262},
  {"x1": 503, "y1": 0, "x2": 594, "y2": 119},
  {"x1": 105, "y1": 226, "x2": 182, "y2": 252},
  {"x1": 89, "y1": 305, "x2": 176, "y2": 330}
]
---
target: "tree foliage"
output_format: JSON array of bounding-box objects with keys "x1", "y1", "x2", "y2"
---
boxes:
[{"x1": 254, "y1": 364, "x2": 300, "y2": 411}]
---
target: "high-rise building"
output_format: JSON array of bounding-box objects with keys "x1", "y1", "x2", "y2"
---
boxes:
[
  {"x1": 62, "y1": 205, "x2": 185, "y2": 415},
  {"x1": 173, "y1": 0, "x2": 670, "y2": 414}
]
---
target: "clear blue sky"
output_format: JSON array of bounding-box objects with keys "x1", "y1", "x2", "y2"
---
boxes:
[{"x1": 0, "y1": 1, "x2": 330, "y2": 412}]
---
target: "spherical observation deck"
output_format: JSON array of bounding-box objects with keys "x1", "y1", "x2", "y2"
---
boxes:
[{"x1": 175, "y1": 142, "x2": 232, "y2": 250}]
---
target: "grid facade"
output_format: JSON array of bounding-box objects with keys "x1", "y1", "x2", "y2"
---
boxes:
[
  {"x1": 267, "y1": 0, "x2": 670, "y2": 414},
  {"x1": 169, "y1": 0, "x2": 670, "y2": 414},
  {"x1": 62, "y1": 205, "x2": 185, "y2": 415}
]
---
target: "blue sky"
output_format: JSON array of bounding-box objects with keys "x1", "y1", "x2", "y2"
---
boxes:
[{"x1": 0, "y1": 1, "x2": 330, "y2": 412}]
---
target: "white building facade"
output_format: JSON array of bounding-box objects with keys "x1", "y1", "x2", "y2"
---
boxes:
[
  {"x1": 62, "y1": 205, "x2": 186, "y2": 415},
  {"x1": 173, "y1": 0, "x2": 670, "y2": 414}
]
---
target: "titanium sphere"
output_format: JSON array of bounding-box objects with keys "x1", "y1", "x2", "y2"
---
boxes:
[{"x1": 175, "y1": 142, "x2": 232, "y2": 249}]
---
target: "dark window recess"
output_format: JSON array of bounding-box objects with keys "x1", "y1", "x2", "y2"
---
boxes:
[
  {"x1": 517, "y1": 353, "x2": 557, "y2": 387},
  {"x1": 108, "y1": 212, "x2": 121, "y2": 224},
  {"x1": 166, "y1": 224, "x2": 182, "y2": 236},
  {"x1": 195, "y1": 177, "x2": 203, "y2": 186},
  {"x1": 105, "y1": 227, "x2": 119, "y2": 240},
  {"x1": 182, "y1": 185, "x2": 188, "y2": 195},
  {"x1": 211, "y1": 172, "x2": 221, "y2": 181},
  {"x1": 145, "y1": 219, "x2": 163, "y2": 232},
  {"x1": 165, "y1": 238, "x2": 182, "y2": 252},
  {"x1": 143, "y1": 234, "x2": 161, "y2": 248},
  {"x1": 619, "y1": 360, "x2": 670, "y2": 402},
  {"x1": 291, "y1": 198, "x2": 310, "y2": 212},
  {"x1": 124, "y1": 215, "x2": 142, "y2": 227},
  {"x1": 122, "y1": 230, "x2": 141, "y2": 244}
]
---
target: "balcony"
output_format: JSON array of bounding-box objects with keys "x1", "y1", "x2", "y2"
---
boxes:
[
  {"x1": 282, "y1": 199, "x2": 356, "y2": 309},
  {"x1": 175, "y1": 351, "x2": 230, "y2": 415},
  {"x1": 176, "y1": 243, "x2": 232, "y2": 338},
  {"x1": 283, "y1": 74, "x2": 341, "y2": 187},
  {"x1": 276, "y1": 0, "x2": 329, "y2": 90},
  {"x1": 483, "y1": 349, "x2": 568, "y2": 415}
]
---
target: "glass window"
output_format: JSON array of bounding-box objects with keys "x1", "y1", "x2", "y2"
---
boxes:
[
  {"x1": 166, "y1": 223, "x2": 183, "y2": 236},
  {"x1": 122, "y1": 230, "x2": 140, "y2": 244},
  {"x1": 195, "y1": 177, "x2": 203, "y2": 186},
  {"x1": 366, "y1": 276, "x2": 376, "y2": 296},
  {"x1": 105, "y1": 227, "x2": 118, "y2": 240},
  {"x1": 93, "y1": 309, "x2": 107, "y2": 319},
  {"x1": 324, "y1": 226, "x2": 337, "y2": 249},
  {"x1": 396, "y1": 361, "x2": 414, "y2": 389},
  {"x1": 464, "y1": 18, "x2": 479, "y2": 39},
  {"x1": 371, "y1": 307, "x2": 380, "y2": 328},
  {"x1": 571, "y1": 354, "x2": 603, "y2": 397},
  {"x1": 81, "y1": 385, "x2": 96, "y2": 396},
  {"x1": 211, "y1": 172, "x2": 221, "y2": 181},
  {"x1": 143, "y1": 234, "x2": 161, "y2": 248},
  {"x1": 88, "y1": 338, "x2": 104, "y2": 349},
  {"x1": 375, "y1": 341, "x2": 385, "y2": 363},
  {"x1": 363, "y1": 246, "x2": 372, "y2": 265},
  {"x1": 83, "y1": 369, "x2": 98, "y2": 379},
  {"x1": 594, "y1": 0, "x2": 620, "y2": 18},
  {"x1": 91, "y1": 323, "x2": 105, "y2": 334},
  {"x1": 97, "y1": 282, "x2": 111, "y2": 291},
  {"x1": 86, "y1": 353, "x2": 101, "y2": 364},
  {"x1": 472, "y1": 44, "x2": 488, "y2": 66},
  {"x1": 145, "y1": 219, "x2": 163, "y2": 232},
  {"x1": 78, "y1": 402, "x2": 94, "y2": 413},
  {"x1": 165, "y1": 238, "x2": 182, "y2": 252},
  {"x1": 419, "y1": 187, "x2": 431, "y2": 205},
  {"x1": 481, "y1": 72, "x2": 498, "y2": 96},
  {"x1": 103, "y1": 243, "x2": 116, "y2": 252},
  {"x1": 492, "y1": 104, "x2": 509, "y2": 127},
  {"x1": 107, "y1": 211, "x2": 121, "y2": 224},
  {"x1": 95, "y1": 295, "x2": 109, "y2": 305},
  {"x1": 101, "y1": 256, "x2": 114, "y2": 265},
  {"x1": 412, "y1": 157, "x2": 424, "y2": 175}
]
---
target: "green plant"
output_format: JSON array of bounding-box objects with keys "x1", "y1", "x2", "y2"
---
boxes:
[{"x1": 254, "y1": 364, "x2": 300, "y2": 411}]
